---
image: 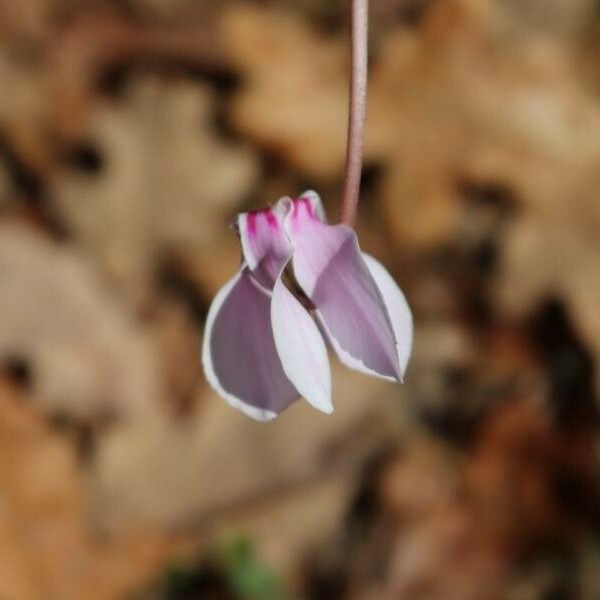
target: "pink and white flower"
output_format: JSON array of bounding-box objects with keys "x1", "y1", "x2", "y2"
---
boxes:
[{"x1": 202, "y1": 192, "x2": 412, "y2": 421}]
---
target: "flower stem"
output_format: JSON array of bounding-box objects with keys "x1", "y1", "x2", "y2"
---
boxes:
[{"x1": 339, "y1": 0, "x2": 369, "y2": 227}]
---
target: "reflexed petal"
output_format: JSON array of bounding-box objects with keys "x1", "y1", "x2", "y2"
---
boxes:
[
  {"x1": 202, "y1": 268, "x2": 298, "y2": 421},
  {"x1": 271, "y1": 276, "x2": 333, "y2": 414},
  {"x1": 238, "y1": 200, "x2": 292, "y2": 288},
  {"x1": 362, "y1": 254, "x2": 413, "y2": 378},
  {"x1": 284, "y1": 192, "x2": 342, "y2": 296},
  {"x1": 286, "y1": 195, "x2": 402, "y2": 381}
]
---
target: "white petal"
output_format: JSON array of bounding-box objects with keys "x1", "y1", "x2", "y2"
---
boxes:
[
  {"x1": 271, "y1": 276, "x2": 333, "y2": 414},
  {"x1": 202, "y1": 268, "x2": 298, "y2": 421},
  {"x1": 238, "y1": 201, "x2": 292, "y2": 288},
  {"x1": 286, "y1": 205, "x2": 401, "y2": 381},
  {"x1": 362, "y1": 254, "x2": 413, "y2": 379}
]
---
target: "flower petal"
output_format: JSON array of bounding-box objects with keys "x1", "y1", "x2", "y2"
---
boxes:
[
  {"x1": 271, "y1": 275, "x2": 333, "y2": 414},
  {"x1": 286, "y1": 194, "x2": 402, "y2": 381},
  {"x1": 202, "y1": 268, "x2": 298, "y2": 421},
  {"x1": 362, "y1": 254, "x2": 413, "y2": 378},
  {"x1": 238, "y1": 200, "x2": 292, "y2": 288}
]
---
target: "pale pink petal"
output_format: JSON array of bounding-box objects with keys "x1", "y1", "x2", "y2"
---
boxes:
[
  {"x1": 362, "y1": 254, "x2": 413, "y2": 379},
  {"x1": 202, "y1": 268, "x2": 298, "y2": 421},
  {"x1": 271, "y1": 276, "x2": 333, "y2": 414},
  {"x1": 238, "y1": 200, "x2": 292, "y2": 288},
  {"x1": 286, "y1": 194, "x2": 401, "y2": 381}
]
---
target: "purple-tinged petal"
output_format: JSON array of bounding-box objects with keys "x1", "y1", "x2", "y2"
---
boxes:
[
  {"x1": 271, "y1": 276, "x2": 333, "y2": 415},
  {"x1": 289, "y1": 190, "x2": 326, "y2": 224},
  {"x1": 238, "y1": 200, "x2": 292, "y2": 288},
  {"x1": 285, "y1": 194, "x2": 401, "y2": 381},
  {"x1": 202, "y1": 267, "x2": 298, "y2": 421},
  {"x1": 362, "y1": 254, "x2": 413, "y2": 379}
]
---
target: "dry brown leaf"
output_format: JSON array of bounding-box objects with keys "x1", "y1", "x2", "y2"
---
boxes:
[
  {"x1": 364, "y1": 0, "x2": 600, "y2": 397},
  {"x1": 0, "y1": 159, "x2": 11, "y2": 205},
  {"x1": 0, "y1": 49, "x2": 52, "y2": 179},
  {"x1": 497, "y1": 0, "x2": 596, "y2": 38},
  {"x1": 0, "y1": 0, "x2": 71, "y2": 41},
  {"x1": 54, "y1": 76, "x2": 259, "y2": 305},
  {"x1": 222, "y1": 4, "x2": 349, "y2": 180},
  {"x1": 213, "y1": 475, "x2": 356, "y2": 586},
  {"x1": 347, "y1": 435, "x2": 505, "y2": 600},
  {"x1": 0, "y1": 50, "x2": 44, "y2": 127},
  {"x1": 379, "y1": 436, "x2": 458, "y2": 521},
  {"x1": 176, "y1": 231, "x2": 241, "y2": 300},
  {"x1": 90, "y1": 363, "x2": 407, "y2": 536},
  {"x1": 0, "y1": 6, "x2": 227, "y2": 179},
  {"x1": 0, "y1": 222, "x2": 164, "y2": 422},
  {"x1": 47, "y1": 9, "x2": 225, "y2": 142},
  {"x1": 151, "y1": 297, "x2": 202, "y2": 415},
  {"x1": 126, "y1": 0, "x2": 221, "y2": 21},
  {"x1": 0, "y1": 379, "x2": 178, "y2": 600},
  {"x1": 371, "y1": 396, "x2": 599, "y2": 600},
  {"x1": 367, "y1": 0, "x2": 600, "y2": 251},
  {"x1": 464, "y1": 401, "x2": 583, "y2": 553},
  {"x1": 495, "y1": 220, "x2": 600, "y2": 371},
  {"x1": 384, "y1": 501, "x2": 505, "y2": 600}
]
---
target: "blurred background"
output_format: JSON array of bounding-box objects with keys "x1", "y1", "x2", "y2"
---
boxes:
[{"x1": 1, "y1": 0, "x2": 600, "y2": 598}]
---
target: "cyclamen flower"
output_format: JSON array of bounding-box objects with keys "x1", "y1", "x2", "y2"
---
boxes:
[{"x1": 202, "y1": 192, "x2": 412, "y2": 421}]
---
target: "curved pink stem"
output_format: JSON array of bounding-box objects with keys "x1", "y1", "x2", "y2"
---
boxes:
[{"x1": 339, "y1": 0, "x2": 369, "y2": 227}]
